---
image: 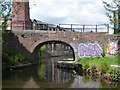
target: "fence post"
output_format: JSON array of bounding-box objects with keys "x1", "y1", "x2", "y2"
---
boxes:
[
  {"x1": 23, "y1": 23, "x2": 24, "y2": 30},
  {"x1": 71, "y1": 24, "x2": 72, "y2": 31},
  {"x1": 83, "y1": 25, "x2": 85, "y2": 32},
  {"x1": 95, "y1": 25, "x2": 97, "y2": 33},
  {"x1": 107, "y1": 24, "x2": 109, "y2": 33}
]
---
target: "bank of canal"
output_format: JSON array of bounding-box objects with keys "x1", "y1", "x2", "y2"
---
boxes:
[
  {"x1": 57, "y1": 56, "x2": 120, "y2": 83},
  {"x1": 2, "y1": 57, "x2": 120, "y2": 88}
]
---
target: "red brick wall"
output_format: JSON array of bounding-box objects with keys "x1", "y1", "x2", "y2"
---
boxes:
[{"x1": 12, "y1": 1, "x2": 32, "y2": 30}]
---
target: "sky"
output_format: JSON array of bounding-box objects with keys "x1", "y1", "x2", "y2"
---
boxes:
[
  {"x1": 3, "y1": 0, "x2": 114, "y2": 33},
  {"x1": 30, "y1": 0, "x2": 111, "y2": 25},
  {"x1": 30, "y1": 0, "x2": 115, "y2": 34}
]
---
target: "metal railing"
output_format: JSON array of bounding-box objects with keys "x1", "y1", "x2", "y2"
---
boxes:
[
  {"x1": 59, "y1": 24, "x2": 110, "y2": 33},
  {"x1": 5, "y1": 23, "x2": 110, "y2": 33}
]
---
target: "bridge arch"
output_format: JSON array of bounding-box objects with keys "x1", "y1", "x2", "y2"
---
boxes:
[{"x1": 31, "y1": 40, "x2": 76, "y2": 61}]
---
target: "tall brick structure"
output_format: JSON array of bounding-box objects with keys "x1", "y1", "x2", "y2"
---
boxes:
[{"x1": 12, "y1": 0, "x2": 32, "y2": 30}]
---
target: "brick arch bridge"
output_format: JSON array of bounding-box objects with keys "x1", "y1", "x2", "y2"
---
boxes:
[{"x1": 7, "y1": 30, "x2": 118, "y2": 61}]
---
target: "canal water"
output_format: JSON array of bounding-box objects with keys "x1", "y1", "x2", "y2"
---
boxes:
[{"x1": 2, "y1": 57, "x2": 119, "y2": 88}]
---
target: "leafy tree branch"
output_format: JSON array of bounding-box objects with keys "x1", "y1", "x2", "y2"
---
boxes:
[{"x1": 102, "y1": 0, "x2": 120, "y2": 34}]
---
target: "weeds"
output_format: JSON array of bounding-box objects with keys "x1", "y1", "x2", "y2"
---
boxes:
[
  {"x1": 2, "y1": 50, "x2": 32, "y2": 69},
  {"x1": 77, "y1": 56, "x2": 120, "y2": 81}
]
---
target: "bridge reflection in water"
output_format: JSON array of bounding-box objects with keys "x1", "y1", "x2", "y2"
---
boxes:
[{"x1": 2, "y1": 56, "x2": 118, "y2": 88}]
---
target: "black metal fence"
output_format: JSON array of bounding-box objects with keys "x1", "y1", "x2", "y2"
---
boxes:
[
  {"x1": 59, "y1": 24, "x2": 110, "y2": 33},
  {"x1": 5, "y1": 22, "x2": 110, "y2": 33}
]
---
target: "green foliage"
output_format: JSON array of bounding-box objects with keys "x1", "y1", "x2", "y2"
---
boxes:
[
  {"x1": 77, "y1": 56, "x2": 119, "y2": 72},
  {"x1": 90, "y1": 65, "x2": 96, "y2": 70},
  {"x1": 117, "y1": 54, "x2": 120, "y2": 64},
  {"x1": 99, "y1": 62, "x2": 109, "y2": 72},
  {"x1": 1, "y1": 1, "x2": 12, "y2": 17},
  {"x1": 77, "y1": 58, "x2": 90, "y2": 69},
  {"x1": 102, "y1": 0, "x2": 120, "y2": 34},
  {"x1": 40, "y1": 45, "x2": 46, "y2": 52},
  {"x1": 77, "y1": 56, "x2": 120, "y2": 80},
  {"x1": 3, "y1": 50, "x2": 32, "y2": 68},
  {"x1": 1, "y1": 24, "x2": 10, "y2": 45},
  {"x1": 109, "y1": 69, "x2": 120, "y2": 81},
  {"x1": 83, "y1": 64, "x2": 89, "y2": 70},
  {"x1": 36, "y1": 45, "x2": 52, "y2": 59},
  {"x1": 1, "y1": 1, "x2": 12, "y2": 30}
]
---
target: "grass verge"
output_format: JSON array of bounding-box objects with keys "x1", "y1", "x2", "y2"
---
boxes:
[{"x1": 76, "y1": 56, "x2": 120, "y2": 81}]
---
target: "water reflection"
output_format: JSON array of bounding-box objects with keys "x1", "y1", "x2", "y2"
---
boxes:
[
  {"x1": 2, "y1": 57, "x2": 119, "y2": 88},
  {"x1": 71, "y1": 76, "x2": 100, "y2": 88},
  {"x1": 2, "y1": 57, "x2": 75, "y2": 88},
  {"x1": 34, "y1": 57, "x2": 75, "y2": 88},
  {"x1": 41, "y1": 58, "x2": 74, "y2": 83}
]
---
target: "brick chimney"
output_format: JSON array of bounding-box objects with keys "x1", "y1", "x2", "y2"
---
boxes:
[{"x1": 12, "y1": 0, "x2": 32, "y2": 30}]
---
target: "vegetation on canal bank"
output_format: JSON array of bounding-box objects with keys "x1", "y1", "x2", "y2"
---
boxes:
[
  {"x1": 36, "y1": 45, "x2": 52, "y2": 59},
  {"x1": 2, "y1": 30, "x2": 51, "y2": 71},
  {"x1": 57, "y1": 55, "x2": 120, "y2": 82},
  {"x1": 2, "y1": 45, "x2": 52, "y2": 71},
  {"x1": 76, "y1": 56, "x2": 120, "y2": 82},
  {"x1": 2, "y1": 50, "x2": 33, "y2": 70}
]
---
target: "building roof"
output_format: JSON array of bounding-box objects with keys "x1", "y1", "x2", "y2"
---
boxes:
[
  {"x1": 47, "y1": 24, "x2": 56, "y2": 28},
  {"x1": 31, "y1": 19, "x2": 57, "y2": 28},
  {"x1": 31, "y1": 19, "x2": 47, "y2": 24}
]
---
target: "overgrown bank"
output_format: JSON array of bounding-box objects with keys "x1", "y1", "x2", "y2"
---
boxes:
[
  {"x1": 2, "y1": 30, "x2": 33, "y2": 70},
  {"x1": 2, "y1": 45, "x2": 52, "y2": 71},
  {"x1": 2, "y1": 50, "x2": 33, "y2": 70},
  {"x1": 57, "y1": 56, "x2": 120, "y2": 82},
  {"x1": 76, "y1": 56, "x2": 120, "y2": 82},
  {"x1": 2, "y1": 30, "x2": 52, "y2": 70}
]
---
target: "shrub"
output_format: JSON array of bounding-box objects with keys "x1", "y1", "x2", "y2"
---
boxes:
[
  {"x1": 99, "y1": 62, "x2": 109, "y2": 72},
  {"x1": 3, "y1": 50, "x2": 32, "y2": 67},
  {"x1": 82, "y1": 61, "x2": 89, "y2": 69},
  {"x1": 109, "y1": 69, "x2": 120, "y2": 81},
  {"x1": 90, "y1": 65, "x2": 96, "y2": 70}
]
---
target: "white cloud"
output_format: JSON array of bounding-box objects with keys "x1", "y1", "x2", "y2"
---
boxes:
[{"x1": 30, "y1": 0, "x2": 109, "y2": 25}]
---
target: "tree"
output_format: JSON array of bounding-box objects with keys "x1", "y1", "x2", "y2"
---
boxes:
[
  {"x1": 0, "y1": 0, "x2": 12, "y2": 30},
  {"x1": 0, "y1": 0, "x2": 36, "y2": 30},
  {"x1": 102, "y1": 0, "x2": 120, "y2": 34}
]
